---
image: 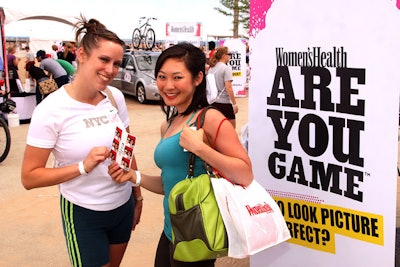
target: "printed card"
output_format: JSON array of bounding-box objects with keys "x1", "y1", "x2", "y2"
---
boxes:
[{"x1": 110, "y1": 126, "x2": 136, "y2": 171}]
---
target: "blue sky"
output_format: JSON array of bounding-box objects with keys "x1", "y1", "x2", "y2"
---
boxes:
[{"x1": 3, "y1": 0, "x2": 242, "y2": 41}]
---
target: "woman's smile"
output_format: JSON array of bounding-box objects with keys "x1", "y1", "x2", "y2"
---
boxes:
[{"x1": 98, "y1": 72, "x2": 111, "y2": 82}]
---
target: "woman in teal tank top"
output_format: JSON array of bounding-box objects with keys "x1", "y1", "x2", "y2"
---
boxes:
[
  {"x1": 154, "y1": 110, "x2": 206, "y2": 246},
  {"x1": 109, "y1": 43, "x2": 254, "y2": 267}
]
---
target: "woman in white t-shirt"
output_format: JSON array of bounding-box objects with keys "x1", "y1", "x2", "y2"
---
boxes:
[{"x1": 21, "y1": 16, "x2": 143, "y2": 267}]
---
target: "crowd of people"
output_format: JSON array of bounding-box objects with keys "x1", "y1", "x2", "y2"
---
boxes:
[{"x1": 4, "y1": 42, "x2": 77, "y2": 100}]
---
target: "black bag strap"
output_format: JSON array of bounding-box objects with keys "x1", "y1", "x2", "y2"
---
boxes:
[
  {"x1": 187, "y1": 106, "x2": 216, "y2": 177},
  {"x1": 187, "y1": 153, "x2": 196, "y2": 177}
]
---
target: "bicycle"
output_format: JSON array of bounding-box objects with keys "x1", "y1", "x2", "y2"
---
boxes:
[
  {"x1": 132, "y1": 17, "x2": 157, "y2": 50},
  {"x1": 0, "y1": 92, "x2": 15, "y2": 163}
]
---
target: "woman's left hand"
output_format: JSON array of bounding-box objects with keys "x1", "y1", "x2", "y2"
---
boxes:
[
  {"x1": 180, "y1": 125, "x2": 205, "y2": 153},
  {"x1": 232, "y1": 103, "x2": 239, "y2": 114}
]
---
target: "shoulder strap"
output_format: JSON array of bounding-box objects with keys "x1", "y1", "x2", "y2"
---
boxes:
[
  {"x1": 195, "y1": 106, "x2": 216, "y2": 129},
  {"x1": 104, "y1": 87, "x2": 118, "y2": 110},
  {"x1": 212, "y1": 117, "x2": 228, "y2": 148},
  {"x1": 185, "y1": 110, "x2": 199, "y2": 125},
  {"x1": 187, "y1": 106, "x2": 217, "y2": 177}
]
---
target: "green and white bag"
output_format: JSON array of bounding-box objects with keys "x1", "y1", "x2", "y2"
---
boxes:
[{"x1": 168, "y1": 107, "x2": 228, "y2": 262}]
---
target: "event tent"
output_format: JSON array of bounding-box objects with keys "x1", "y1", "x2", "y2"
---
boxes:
[{"x1": 3, "y1": 5, "x2": 78, "y2": 53}]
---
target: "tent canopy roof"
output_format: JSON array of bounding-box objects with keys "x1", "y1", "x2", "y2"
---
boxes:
[{"x1": 3, "y1": 5, "x2": 78, "y2": 41}]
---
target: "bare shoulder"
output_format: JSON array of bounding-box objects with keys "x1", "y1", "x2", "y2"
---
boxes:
[
  {"x1": 203, "y1": 107, "x2": 226, "y2": 125},
  {"x1": 203, "y1": 107, "x2": 234, "y2": 136}
]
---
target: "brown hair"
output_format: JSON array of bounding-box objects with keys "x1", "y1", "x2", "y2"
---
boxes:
[
  {"x1": 62, "y1": 42, "x2": 73, "y2": 59},
  {"x1": 7, "y1": 44, "x2": 16, "y2": 54},
  {"x1": 208, "y1": 46, "x2": 229, "y2": 68},
  {"x1": 73, "y1": 15, "x2": 125, "y2": 59}
]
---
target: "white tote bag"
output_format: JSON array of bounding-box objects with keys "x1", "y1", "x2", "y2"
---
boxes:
[
  {"x1": 211, "y1": 177, "x2": 291, "y2": 258},
  {"x1": 206, "y1": 73, "x2": 220, "y2": 104}
]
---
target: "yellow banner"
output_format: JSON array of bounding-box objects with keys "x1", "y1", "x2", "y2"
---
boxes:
[{"x1": 274, "y1": 197, "x2": 384, "y2": 253}]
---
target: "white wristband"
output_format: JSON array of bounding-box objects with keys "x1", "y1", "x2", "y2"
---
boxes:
[
  {"x1": 78, "y1": 161, "x2": 88, "y2": 175},
  {"x1": 132, "y1": 170, "x2": 141, "y2": 187}
]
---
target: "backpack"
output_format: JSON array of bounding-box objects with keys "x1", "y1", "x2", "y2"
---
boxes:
[{"x1": 205, "y1": 73, "x2": 221, "y2": 104}]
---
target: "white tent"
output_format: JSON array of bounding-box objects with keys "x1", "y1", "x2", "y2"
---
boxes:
[{"x1": 3, "y1": 5, "x2": 78, "y2": 53}]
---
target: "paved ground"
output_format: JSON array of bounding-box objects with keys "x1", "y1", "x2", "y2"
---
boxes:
[{"x1": 0, "y1": 93, "x2": 250, "y2": 267}]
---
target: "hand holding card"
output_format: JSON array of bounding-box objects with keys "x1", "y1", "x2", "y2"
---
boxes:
[{"x1": 110, "y1": 127, "x2": 136, "y2": 171}]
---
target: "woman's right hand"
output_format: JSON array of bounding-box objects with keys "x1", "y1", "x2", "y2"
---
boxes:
[
  {"x1": 83, "y1": 146, "x2": 110, "y2": 173},
  {"x1": 108, "y1": 161, "x2": 137, "y2": 184}
]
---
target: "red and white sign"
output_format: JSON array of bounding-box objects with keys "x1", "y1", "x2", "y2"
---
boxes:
[{"x1": 166, "y1": 22, "x2": 201, "y2": 37}]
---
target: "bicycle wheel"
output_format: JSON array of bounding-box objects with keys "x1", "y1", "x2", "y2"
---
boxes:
[
  {"x1": 0, "y1": 116, "x2": 11, "y2": 163},
  {"x1": 144, "y1": 28, "x2": 156, "y2": 50},
  {"x1": 132, "y1": 28, "x2": 141, "y2": 49}
]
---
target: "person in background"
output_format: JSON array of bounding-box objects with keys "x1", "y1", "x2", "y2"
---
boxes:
[
  {"x1": 208, "y1": 46, "x2": 238, "y2": 128},
  {"x1": 207, "y1": 41, "x2": 216, "y2": 65},
  {"x1": 57, "y1": 42, "x2": 76, "y2": 64},
  {"x1": 50, "y1": 44, "x2": 58, "y2": 60},
  {"x1": 24, "y1": 46, "x2": 35, "y2": 64},
  {"x1": 109, "y1": 42, "x2": 253, "y2": 267},
  {"x1": 25, "y1": 61, "x2": 51, "y2": 104},
  {"x1": 21, "y1": 16, "x2": 143, "y2": 267},
  {"x1": 7, "y1": 44, "x2": 20, "y2": 68},
  {"x1": 0, "y1": 54, "x2": 3, "y2": 71},
  {"x1": 36, "y1": 50, "x2": 69, "y2": 88},
  {"x1": 7, "y1": 44, "x2": 22, "y2": 93},
  {"x1": 24, "y1": 46, "x2": 37, "y2": 92},
  {"x1": 56, "y1": 58, "x2": 76, "y2": 81}
]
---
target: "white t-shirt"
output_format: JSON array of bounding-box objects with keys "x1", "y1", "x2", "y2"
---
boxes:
[
  {"x1": 27, "y1": 86, "x2": 132, "y2": 211},
  {"x1": 26, "y1": 51, "x2": 35, "y2": 62}
]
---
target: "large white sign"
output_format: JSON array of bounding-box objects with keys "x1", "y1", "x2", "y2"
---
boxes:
[{"x1": 249, "y1": 0, "x2": 400, "y2": 266}]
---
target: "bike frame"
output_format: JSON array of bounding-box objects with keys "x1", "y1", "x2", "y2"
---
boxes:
[
  {"x1": 137, "y1": 17, "x2": 155, "y2": 37},
  {"x1": 132, "y1": 17, "x2": 157, "y2": 50}
]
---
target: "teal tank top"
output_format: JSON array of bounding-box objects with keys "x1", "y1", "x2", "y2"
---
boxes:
[{"x1": 154, "y1": 112, "x2": 206, "y2": 241}]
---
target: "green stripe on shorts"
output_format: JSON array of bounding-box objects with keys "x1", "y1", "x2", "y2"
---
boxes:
[{"x1": 61, "y1": 196, "x2": 82, "y2": 267}]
